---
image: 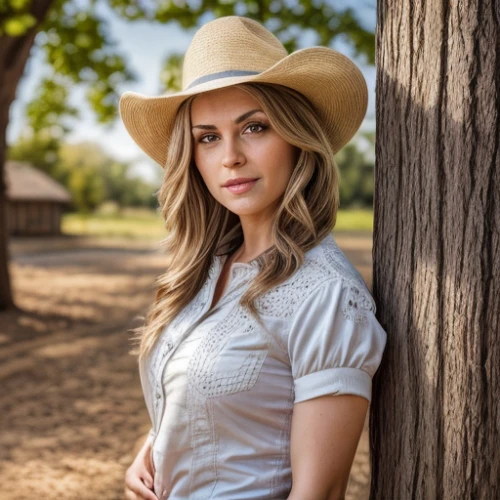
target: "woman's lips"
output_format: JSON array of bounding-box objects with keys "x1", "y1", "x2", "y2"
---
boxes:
[{"x1": 224, "y1": 179, "x2": 258, "y2": 194}]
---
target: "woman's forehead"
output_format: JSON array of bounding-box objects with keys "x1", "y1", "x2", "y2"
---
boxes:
[{"x1": 190, "y1": 86, "x2": 262, "y2": 122}]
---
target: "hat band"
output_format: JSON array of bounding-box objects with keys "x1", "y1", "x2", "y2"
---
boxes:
[{"x1": 186, "y1": 70, "x2": 260, "y2": 90}]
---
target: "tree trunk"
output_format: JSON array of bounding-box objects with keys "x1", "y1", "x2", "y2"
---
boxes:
[
  {"x1": 0, "y1": 0, "x2": 54, "y2": 310},
  {"x1": 370, "y1": 1, "x2": 500, "y2": 498}
]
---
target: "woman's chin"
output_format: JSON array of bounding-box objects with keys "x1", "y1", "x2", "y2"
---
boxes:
[{"x1": 221, "y1": 201, "x2": 263, "y2": 217}]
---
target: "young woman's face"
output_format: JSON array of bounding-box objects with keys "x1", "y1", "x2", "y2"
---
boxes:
[{"x1": 191, "y1": 86, "x2": 297, "y2": 219}]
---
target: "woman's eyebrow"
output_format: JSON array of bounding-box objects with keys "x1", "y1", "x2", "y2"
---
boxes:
[
  {"x1": 235, "y1": 108, "x2": 263, "y2": 123},
  {"x1": 192, "y1": 109, "x2": 264, "y2": 130}
]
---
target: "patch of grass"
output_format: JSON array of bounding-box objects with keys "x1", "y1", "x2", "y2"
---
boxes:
[
  {"x1": 62, "y1": 208, "x2": 373, "y2": 240},
  {"x1": 334, "y1": 209, "x2": 374, "y2": 232},
  {"x1": 62, "y1": 210, "x2": 165, "y2": 240}
]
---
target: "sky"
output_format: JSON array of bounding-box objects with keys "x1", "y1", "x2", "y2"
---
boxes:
[{"x1": 7, "y1": 1, "x2": 377, "y2": 183}]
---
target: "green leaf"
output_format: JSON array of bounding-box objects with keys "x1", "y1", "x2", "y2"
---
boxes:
[
  {"x1": 2, "y1": 13, "x2": 36, "y2": 36},
  {"x1": 160, "y1": 53, "x2": 184, "y2": 93}
]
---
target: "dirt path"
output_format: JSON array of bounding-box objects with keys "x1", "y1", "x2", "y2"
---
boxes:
[{"x1": 0, "y1": 233, "x2": 374, "y2": 500}]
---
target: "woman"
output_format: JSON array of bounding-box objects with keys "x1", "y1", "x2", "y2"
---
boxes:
[{"x1": 121, "y1": 16, "x2": 387, "y2": 500}]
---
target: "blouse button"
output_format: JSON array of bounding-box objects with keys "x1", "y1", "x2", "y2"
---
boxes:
[
  {"x1": 156, "y1": 392, "x2": 161, "y2": 400},
  {"x1": 166, "y1": 341, "x2": 173, "y2": 350}
]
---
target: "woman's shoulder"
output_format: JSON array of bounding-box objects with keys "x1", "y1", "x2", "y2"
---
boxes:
[
  {"x1": 291, "y1": 231, "x2": 370, "y2": 293},
  {"x1": 256, "y1": 232, "x2": 374, "y2": 318},
  {"x1": 307, "y1": 232, "x2": 369, "y2": 287}
]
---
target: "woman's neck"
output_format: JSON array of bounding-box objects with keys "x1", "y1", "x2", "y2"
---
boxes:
[{"x1": 234, "y1": 219, "x2": 275, "y2": 263}]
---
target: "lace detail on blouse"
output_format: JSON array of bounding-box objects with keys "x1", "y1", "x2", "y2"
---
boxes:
[
  {"x1": 341, "y1": 283, "x2": 376, "y2": 324},
  {"x1": 255, "y1": 238, "x2": 376, "y2": 324},
  {"x1": 255, "y1": 259, "x2": 332, "y2": 318},
  {"x1": 187, "y1": 304, "x2": 267, "y2": 397},
  {"x1": 321, "y1": 239, "x2": 376, "y2": 323},
  {"x1": 322, "y1": 239, "x2": 359, "y2": 279}
]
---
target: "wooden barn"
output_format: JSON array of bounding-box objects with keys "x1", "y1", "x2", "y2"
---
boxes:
[{"x1": 5, "y1": 161, "x2": 73, "y2": 236}]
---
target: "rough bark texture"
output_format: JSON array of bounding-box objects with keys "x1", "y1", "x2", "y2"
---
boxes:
[
  {"x1": 0, "y1": 0, "x2": 54, "y2": 310},
  {"x1": 370, "y1": 1, "x2": 500, "y2": 499}
]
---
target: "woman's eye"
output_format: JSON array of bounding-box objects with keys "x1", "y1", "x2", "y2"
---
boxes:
[
  {"x1": 199, "y1": 134, "x2": 218, "y2": 143},
  {"x1": 245, "y1": 122, "x2": 268, "y2": 134}
]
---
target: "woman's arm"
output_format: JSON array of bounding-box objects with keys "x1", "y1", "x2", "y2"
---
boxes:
[{"x1": 287, "y1": 394, "x2": 369, "y2": 500}]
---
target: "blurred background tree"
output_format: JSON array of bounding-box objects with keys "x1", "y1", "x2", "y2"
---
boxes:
[
  {"x1": 336, "y1": 137, "x2": 375, "y2": 209},
  {"x1": 0, "y1": 0, "x2": 375, "y2": 309}
]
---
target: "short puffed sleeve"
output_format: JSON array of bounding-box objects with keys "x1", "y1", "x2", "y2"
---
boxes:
[{"x1": 287, "y1": 278, "x2": 387, "y2": 403}]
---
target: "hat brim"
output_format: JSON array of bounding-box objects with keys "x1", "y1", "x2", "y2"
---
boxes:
[{"x1": 119, "y1": 46, "x2": 368, "y2": 167}]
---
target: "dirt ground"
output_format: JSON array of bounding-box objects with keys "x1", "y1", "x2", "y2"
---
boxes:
[{"x1": 0, "y1": 232, "x2": 374, "y2": 500}]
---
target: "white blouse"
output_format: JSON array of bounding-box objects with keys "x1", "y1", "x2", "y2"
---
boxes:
[{"x1": 138, "y1": 232, "x2": 387, "y2": 500}]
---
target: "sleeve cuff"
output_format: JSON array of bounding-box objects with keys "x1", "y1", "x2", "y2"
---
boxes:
[{"x1": 294, "y1": 367, "x2": 372, "y2": 403}]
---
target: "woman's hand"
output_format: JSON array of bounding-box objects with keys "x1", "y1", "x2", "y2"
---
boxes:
[{"x1": 124, "y1": 437, "x2": 159, "y2": 500}]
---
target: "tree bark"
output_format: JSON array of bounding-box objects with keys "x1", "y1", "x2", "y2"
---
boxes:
[
  {"x1": 370, "y1": 1, "x2": 500, "y2": 498},
  {"x1": 0, "y1": 0, "x2": 54, "y2": 310}
]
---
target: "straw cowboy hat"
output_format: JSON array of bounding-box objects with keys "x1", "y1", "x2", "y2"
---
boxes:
[{"x1": 119, "y1": 16, "x2": 368, "y2": 167}]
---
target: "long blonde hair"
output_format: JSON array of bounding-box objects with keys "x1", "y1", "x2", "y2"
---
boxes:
[{"x1": 129, "y1": 82, "x2": 339, "y2": 362}]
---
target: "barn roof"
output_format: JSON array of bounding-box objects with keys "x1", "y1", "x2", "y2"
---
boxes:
[{"x1": 5, "y1": 161, "x2": 72, "y2": 203}]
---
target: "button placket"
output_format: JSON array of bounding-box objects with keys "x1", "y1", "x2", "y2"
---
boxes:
[
  {"x1": 154, "y1": 338, "x2": 175, "y2": 416},
  {"x1": 152, "y1": 281, "x2": 225, "y2": 452},
  {"x1": 151, "y1": 260, "x2": 224, "y2": 442}
]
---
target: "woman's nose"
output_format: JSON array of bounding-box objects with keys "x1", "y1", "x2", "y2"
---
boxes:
[{"x1": 221, "y1": 137, "x2": 246, "y2": 168}]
